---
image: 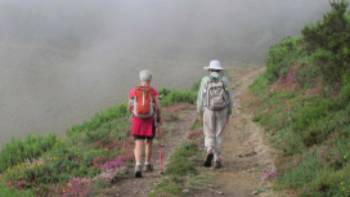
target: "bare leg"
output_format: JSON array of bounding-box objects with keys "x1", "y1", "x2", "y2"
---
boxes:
[
  {"x1": 134, "y1": 140, "x2": 144, "y2": 165},
  {"x1": 145, "y1": 140, "x2": 153, "y2": 164}
]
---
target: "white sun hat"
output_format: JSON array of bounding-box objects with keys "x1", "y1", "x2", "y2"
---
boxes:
[{"x1": 204, "y1": 60, "x2": 224, "y2": 70}]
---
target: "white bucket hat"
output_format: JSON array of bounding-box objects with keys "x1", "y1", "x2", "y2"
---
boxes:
[{"x1": 204, "y1": 60, "x2": 224, "y2": 71}]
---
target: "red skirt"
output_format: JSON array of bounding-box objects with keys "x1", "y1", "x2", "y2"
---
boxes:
[{"x1": 131, "y1": 116, "x2": 155, "y2": 137}]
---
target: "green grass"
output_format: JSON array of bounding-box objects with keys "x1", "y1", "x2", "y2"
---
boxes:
[
  {"x1": 150, "y1": 142, "x2": 200, "y2": 197},
  {"x1": 165, "y1": 143, "x2": 198, "y2": 177},
  {"x1": 0, "y1": 88, "x2": 198, "y2": 196},
  {"x1": 277, "y1": 152, "x2": 323, "y2": 189},
  {"x1": 250, "y1": 3, "x2": 350, "y2": 196},
  {"x1": 0, "y1": 134, "x2": 58, "y2": 173},
  {"x1": 0, "y1": 181, "x2": 34, "y2": 197},
  {"x1": 159, "y1": 88, "x2": 197, "y2": 107}
]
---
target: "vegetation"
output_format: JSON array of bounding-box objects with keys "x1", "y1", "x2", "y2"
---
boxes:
[
  {"x1": 150, "y1": 108, "x2": 203, "y2": 197},
  {"x1": 0, "y1": 134, "x2": 58, "y2": 173},
  {"x1": 250, "y1": 1, "x2": 350, "y2": 196},
  {"x1": 149, "y1": 140, "x2": 200, "y2": 197},
  {"x1": 0, "y1": 87, "x2": 197, "y2": 196}
]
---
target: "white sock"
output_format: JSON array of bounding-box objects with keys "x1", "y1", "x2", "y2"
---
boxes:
[
  {"x1": 136, "y1": 161, "x2": 142, "y2": 166},
  {"x1": 145, "y1": 161, "x2": 151, "y2": 165}
]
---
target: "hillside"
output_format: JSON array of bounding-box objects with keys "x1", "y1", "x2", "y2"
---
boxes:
[
  {"x1": 0, "y1": 87, "x2": 197, "y2": 196},
  {"x1": 249, "y1": 1, "x2": 350, "y2": 196}
]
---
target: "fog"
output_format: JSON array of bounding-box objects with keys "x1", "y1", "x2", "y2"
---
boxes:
[{"x1": 0, "y1": 0, "x2": 330, "y2": 144}]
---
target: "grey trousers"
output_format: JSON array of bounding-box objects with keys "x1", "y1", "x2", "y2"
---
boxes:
[{"x1": 203, "y1": 107, "x2": 229, "y2": 161}]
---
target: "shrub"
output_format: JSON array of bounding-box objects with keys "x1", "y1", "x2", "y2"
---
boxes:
[
  {"x1": 305, "y1": 163, "x2": 350, "y2": 197},
  {"x1": 336, "y1": 72, "x2": 350, "y2": 107},
  {"x1": 296, "y1": 63, "x2": 320, "y2": 89},
  {"x1": 3, "y1": 142, "x2": 99, "y2": 188},
  {"x1": 0, "y1": 134, "x2": 58, "y2": 173},
  {"x1": 159, "y1": 88, "x2": 197, "y2": 106},
  {"x1": 265, "y1": 36, "x2": 302, "y2": 83},
  {"x1": 302, "y1": 0, "x2": 350, "y2": 85},
  {"x1": 0, "y1": 180, "x2": 34, "y2": 197}
]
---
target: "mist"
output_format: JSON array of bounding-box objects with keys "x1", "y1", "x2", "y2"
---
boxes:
[{"x1": 0, "y1": 0, "x2": 330, "y2": 144}]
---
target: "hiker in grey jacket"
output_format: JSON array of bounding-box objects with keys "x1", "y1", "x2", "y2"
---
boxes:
[{"x1": 197, "y1": 60, "x2": 233, "y2": 169}]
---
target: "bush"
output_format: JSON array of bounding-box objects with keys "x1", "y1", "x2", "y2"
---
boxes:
[
  {"x1": 296, "y1": 63, "x2": 320, "y2": 89},
  {"x1": 250, "y1": 1, "x2": 350, "y2": 196},
  {"x1": 336, "y1": 72, "x2": 350, "y2": 107},
  {"x1": 0, "y1": 134, "x2": 58, "y2": 173},
  {"x1": 302, "y1": 0, "x2": 350, "y2": 85},
  {"x1": 0, "y1": 180, "x2": 34, "y2": 197},
  {"x1": 265, "y1": 36, "x2": 302, "y2": 83},
  {"x1": 305, "y1": 163, "x2": 350, "y2": 197},
  {"x1": 159, "y1": 88, "x2": 197, "y2": 106}
]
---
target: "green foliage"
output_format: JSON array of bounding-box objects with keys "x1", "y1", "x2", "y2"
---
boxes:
[
  {"x1": 165, "y1": 143, "x2": 198, "y2": 176},
  {"x1": 336, "y1": 72, "x2": 350, "y2": 107},
  {"x1": 151, "y1": 141, "x2": 200, "y2": 197},
  {"x1": 84, "y1": 115, "x2": 128, "y2": 144},
  {"x1": 302, "y1": 0, "x2": 350, "y2": 84},
  {"x1": 296, "y1": 63, "x2": 320, "y2": 89},
  {"x1": 0, "y1": 134, "x2": 58, "y2": 173},
  {"x1": 265, "y1": 36, "x2": 302, "y2": 83},
  {"x1": 159, "y1": 88, "x2": 197, "y2": 106},
  {"x1": 249, "y1": 73, "x2": 269, "y2": 95},
  {"x1": 3, "y1": 142, "x2": 101, "y2": 192},
  {"x1": 149, "y1": 177, "x2": 183, "y2": 197},
  {"x1": 304, "y1": 163, "x2": 350, "y2": 197},
  {"x1": 272, "y1": 127, "x2": 305, "y2": 156},
  {"x1": 250, "y1": 2, "x2": 350, "y2": 196},
  {"x1": 0, "y1": 181, "x2": 34, "y2": 197},
  {"x1": 278, "y1": 152, "x2": 323, "y2": 189},
  {"x1": 68, "y1": 104, "x2": 128, "y2": 136}
]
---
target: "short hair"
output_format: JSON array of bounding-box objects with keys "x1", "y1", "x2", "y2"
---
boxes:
[{"x1": 139, "y1": 70, "x2": 152, "y2": 82}]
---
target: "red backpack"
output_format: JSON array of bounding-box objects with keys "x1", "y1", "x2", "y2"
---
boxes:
[{"x1": 132, "y1": 86, "x2": 155, "y2": 118}]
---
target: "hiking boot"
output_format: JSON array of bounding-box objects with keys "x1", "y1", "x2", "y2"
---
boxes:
[
  {"x1": 203, "y1": 153, "x2": 214, "y2": 167},
  {"x1": 134, "y1": 164, "x2": 143, "y2": 178},
  {"x1": 144, "y1": 163, "x2": 154, "y2": 172},
  {"x1": 213, "y1": 160, "x2": 223, "y2": 169}
]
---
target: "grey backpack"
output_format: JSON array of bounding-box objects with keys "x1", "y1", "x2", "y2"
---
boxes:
[{"x1": 204, "y1": 78, "x2": 229, "y2": 111}]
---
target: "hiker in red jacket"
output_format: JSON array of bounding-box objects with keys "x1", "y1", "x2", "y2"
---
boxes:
[{"x1": 128, "y1": 70, "x2": 161, "y2": 178}]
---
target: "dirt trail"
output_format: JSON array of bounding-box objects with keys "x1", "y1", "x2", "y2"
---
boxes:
[
  {"x1": 192, "y1": 67, "x2": 278, "y2": 197},
  {"x1": 98, "y1": 67, "x2": 279, "y2": 197},
  {"x1": 98, "y1": 104, "x2": 197, "y2": 197}
]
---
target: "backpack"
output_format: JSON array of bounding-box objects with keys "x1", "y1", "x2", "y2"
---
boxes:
[
  {"x1": 204, "y1": 78, "x2": 229, "y2": 111},
  {"x1": 132, "y1": 86, "x2": 155, "y2": 118}
]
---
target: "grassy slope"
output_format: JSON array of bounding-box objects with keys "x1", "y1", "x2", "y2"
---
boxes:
[
  {"x1": 249, "y1": 3, "x2": 350, "y2": 197},
  {"x1": 0, "y1": 87, "x2": 196, "y2": 196}
]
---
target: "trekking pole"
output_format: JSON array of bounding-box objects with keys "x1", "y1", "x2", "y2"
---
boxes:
[{"x1": 157, "y1": 126, "x2": 164, "y2": 174}]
